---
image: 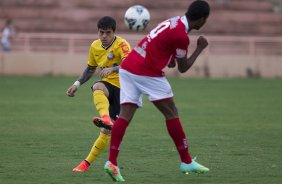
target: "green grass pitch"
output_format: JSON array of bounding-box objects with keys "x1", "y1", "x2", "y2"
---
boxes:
[{"x1": 0, "y1": 76, "x2": 281, "y2": 184}]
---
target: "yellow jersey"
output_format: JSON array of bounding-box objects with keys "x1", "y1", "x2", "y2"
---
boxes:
[{"x1": 88, "y1": 36, "x2": 131, "y2": 88}]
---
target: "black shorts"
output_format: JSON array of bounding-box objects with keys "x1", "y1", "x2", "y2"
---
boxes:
[{"x1": 93, "y1": 81, "x2": 120, "y2": 120}]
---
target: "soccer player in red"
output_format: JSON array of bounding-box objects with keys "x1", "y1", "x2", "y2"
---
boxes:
[{"x1": 100, "y1": 0, "x2": 210, "y2": 181}]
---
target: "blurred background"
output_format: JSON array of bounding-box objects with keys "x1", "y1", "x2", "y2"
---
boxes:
[{"x1": 0, "y1": 0, "x2": 282, "y2": 78}]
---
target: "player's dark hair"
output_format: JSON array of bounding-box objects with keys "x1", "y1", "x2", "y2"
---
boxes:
[
  {"x1": 185, "y1": 0, "x2": 210, "y2": 21},
  {"x1": 97, "y1": 16, "x2": 116, "y2": 31}
]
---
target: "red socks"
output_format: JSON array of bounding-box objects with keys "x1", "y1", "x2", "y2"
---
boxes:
[
  {"x1": 109, "y1": 117, "x2": 192, "y2": 165},
  {"x1": 166, "y1": 118, "x2": 192, "y2": 164},
  {"x1": 108, "y1": 118, "x2": 129, "y2": 166}
]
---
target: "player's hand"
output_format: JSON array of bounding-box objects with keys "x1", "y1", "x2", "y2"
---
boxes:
[
  {"x1": 100, "y1": 67, "x2": 113, "y2": 78},
  {"x1": 168, "y1": 60, "x2": 176, "y2": 68},
  {"x1": 197, "y1": 36, "x2": 208, "y2": 50},
  {"x1": 66, "y1": 85, "x2": 78, "y2": 97}
]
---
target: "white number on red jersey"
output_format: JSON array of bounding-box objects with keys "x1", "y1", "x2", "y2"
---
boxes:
[{"x1": 149, "y1": 21, "x2": 170, "y2": 40}]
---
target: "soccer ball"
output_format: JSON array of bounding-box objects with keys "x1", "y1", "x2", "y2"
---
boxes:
[{"x1": 124, "y1": 5, "x2": 150, "y2": 31}]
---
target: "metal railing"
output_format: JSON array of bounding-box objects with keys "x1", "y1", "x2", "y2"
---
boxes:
[{"x1": 3, "y1": 32, "x2": 282, "y2": 56}]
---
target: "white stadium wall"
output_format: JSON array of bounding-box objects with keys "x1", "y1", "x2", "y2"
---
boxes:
[
  {"x1": 1, "y1": 52, "x2": 282, "y2": 78},
  {"x1": 0, "y1": 53, "x2": 87, "y2": 76}
]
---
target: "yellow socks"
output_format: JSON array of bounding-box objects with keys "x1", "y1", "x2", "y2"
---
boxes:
[
  {"x1": 85, "y1": 132, "x2": 111, "y2": 164},
  {"x1": 86, "y1": 90, "x2": 111, "y2": 164},
  {"x1": 93, "y1": 90, "x2": 109, "y2": 117}
]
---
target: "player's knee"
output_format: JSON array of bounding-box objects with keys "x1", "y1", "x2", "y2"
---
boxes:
[
  {"x1": 92, "y1": 86, "x2": 103, "y2": 92},
  {"x1": 101, "y1": 128, "x2": 111, "y2": 135},
  {"x1": 119, "y1": 104, "x2": 137, "y2": 122},
  {"x1": 92, "y1": 82, "x2": 105, "y2": 91},
  {"x1": 163, "y1": 107, "x2": 178, "y2": 120}
]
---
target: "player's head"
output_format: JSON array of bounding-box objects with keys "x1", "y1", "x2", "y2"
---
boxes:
[
  {"x1": 185, "y1": 0, "x2": 210, "y2": 30},
  {"x1": 97, "y1": 16, "x2": 117, "y2": 47},
  {"x1": 97, "y1": 16, "x2": 116, "y2": 32}
]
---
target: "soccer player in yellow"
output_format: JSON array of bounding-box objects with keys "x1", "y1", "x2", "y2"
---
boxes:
[{"x1": 66, "y1": 16, "x2": 131, "y2": 172}]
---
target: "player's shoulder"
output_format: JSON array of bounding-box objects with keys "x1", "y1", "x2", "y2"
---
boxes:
[
  {"x1": 90, "y1": 39, "x2": 102, "y2": 50},
  {"x1": 115, "y1": 36, "x2": 129, "y2": 44},
  {"x1": 114, "y1": 36, "x2": 131, "y2": 48},
  {"x1": 91, "y1": 39, "x2": 101, "y2": 46},
  {"x1": 173, "y1": 17, "x2": 188, "y2": 38}
]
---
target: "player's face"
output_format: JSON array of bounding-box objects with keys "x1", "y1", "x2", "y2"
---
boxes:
[
  {"x1": 195, "y1": 17, "x2": 207, "y2": 30},
  {"x1": 98, "y1": 28, "x2": 115, "y2": 47}
]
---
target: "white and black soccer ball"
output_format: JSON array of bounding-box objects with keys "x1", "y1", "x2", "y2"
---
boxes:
[{"x1": 124, "y1": 5, "x2": 150, "y2": 32}]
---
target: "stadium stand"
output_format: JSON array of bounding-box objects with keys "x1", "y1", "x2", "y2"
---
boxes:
[
  {"x1": 0, "y1": 0, "x2": 282, "y2": 78},
  {"x1": 0, "y1": 0, "x2": 281, "y2": 35}
]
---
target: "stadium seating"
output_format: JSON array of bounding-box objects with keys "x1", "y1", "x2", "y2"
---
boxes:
[
  {"x1": 0, "y1": 0, "x2": 282, "y2": 78},
  {"x1": 0, "y1": 0, "x2": 281, "y2": 36}
]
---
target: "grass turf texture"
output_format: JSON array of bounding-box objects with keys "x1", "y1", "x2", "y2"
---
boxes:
[{"x1": 0, "y1": 76, "x2": 281, "y2": 184}]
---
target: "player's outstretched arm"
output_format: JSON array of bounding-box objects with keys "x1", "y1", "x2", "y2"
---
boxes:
[
  {"x1": 66, "y1": 65, "x2": 96, "y2": 97},
  {"x1": 176, "y1": 36, "x2": 208, "y2": 73}
]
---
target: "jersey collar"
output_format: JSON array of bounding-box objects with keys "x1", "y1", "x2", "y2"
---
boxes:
[
  {"x1": 181, "y1": 16, "x2": 189, "y2": 33},
  {"x1": 102, "y1": 36, "x2": 116, "y2": 50}
]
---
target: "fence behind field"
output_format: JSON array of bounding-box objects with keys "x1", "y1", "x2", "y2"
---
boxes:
[
  {"x1": 1, "y1": 33, "x2": 282, "y2": 78},
  {"x1": 5, "y1": 33, "x2": 282, "y2": 56}
]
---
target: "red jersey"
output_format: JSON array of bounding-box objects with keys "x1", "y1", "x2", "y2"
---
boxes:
[{"x1": 121, "y1": 16, "x2": 190, "y2": 76}]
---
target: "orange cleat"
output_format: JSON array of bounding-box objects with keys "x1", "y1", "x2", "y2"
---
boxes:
[
  {"x1": 92, "y1": 115, "x2": 113, "y2": 130},
  {"x1": 72, "y1": 160, "x2": 90, "y2": 173}
]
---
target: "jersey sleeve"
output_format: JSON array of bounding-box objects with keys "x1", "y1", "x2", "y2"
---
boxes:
[
  {"x1": 87, "y1": 44, "x2": 98, "y2": 66},
  {"x1": 174, "y1": 34, "x2": 189, "y2": 59},
  {"x1": 117, "y1": 39, "x2": 131, "y2": 60}
]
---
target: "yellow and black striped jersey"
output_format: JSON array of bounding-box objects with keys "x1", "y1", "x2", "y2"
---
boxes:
[{"x1": 88, "y1": 36, "x2": 131, "y2": 88}]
